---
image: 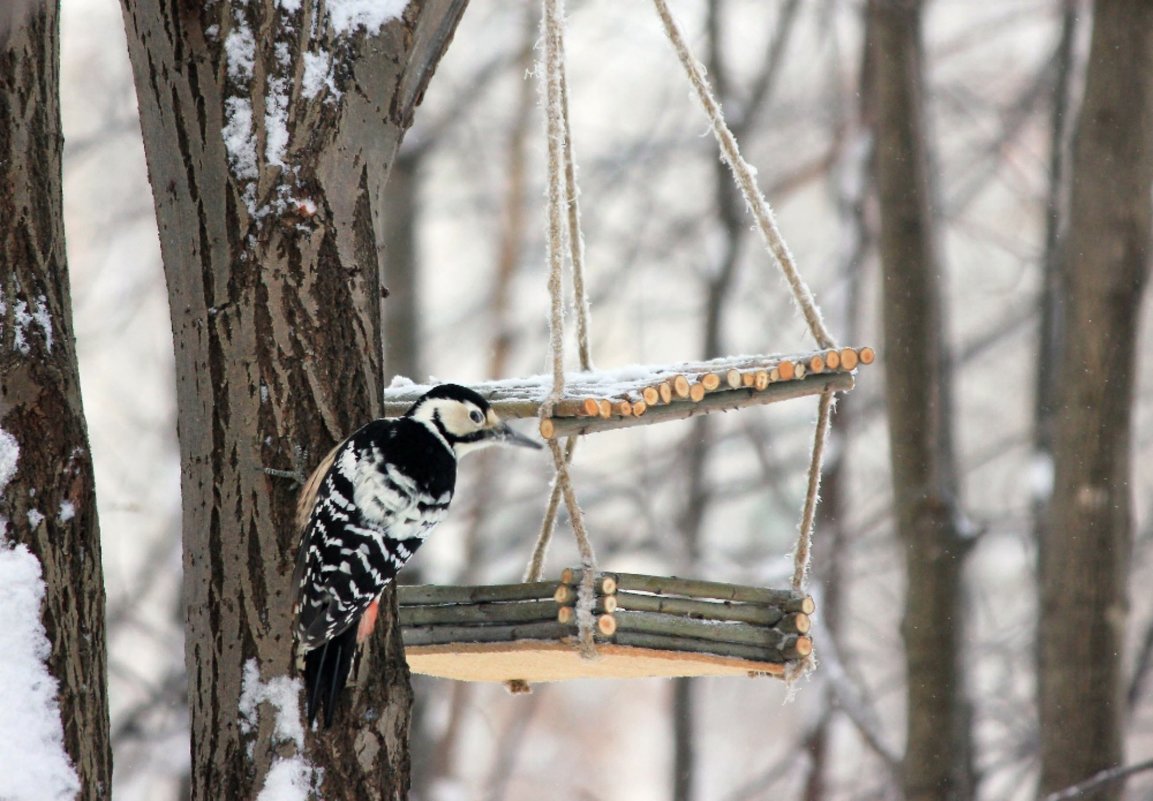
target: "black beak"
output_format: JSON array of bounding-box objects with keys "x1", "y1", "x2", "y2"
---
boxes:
[{"x1": 492, "y1": 422, "x2": 543, "y2": 449}]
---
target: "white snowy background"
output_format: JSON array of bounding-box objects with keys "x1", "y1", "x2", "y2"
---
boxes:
[{"x1": 29, "y1": 0, "x2": 1153, "y2": 799}]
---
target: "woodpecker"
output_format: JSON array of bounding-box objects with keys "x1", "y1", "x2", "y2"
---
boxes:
[{"x1": 292, "y1": 383, "x2": 541, "y2": 727}]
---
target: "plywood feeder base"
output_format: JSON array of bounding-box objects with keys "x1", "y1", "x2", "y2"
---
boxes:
[{"x1": 405, "y1": 641, "x2": 787, "y2": 682}]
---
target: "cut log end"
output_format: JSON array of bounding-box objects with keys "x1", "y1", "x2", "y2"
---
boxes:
[
  {"x1": 825, "y1": 350, "x2": 841, "y2": 370},
  {"x1": 840, "y1": 347, "x2": 858, "y2": 370},
  {"x1": 808, "y1": 355, "x2": 825, "y2": 373},
  {"x1": 859, "y1": 346, "x2": 875, "y2": 365},
  {"x1": 701, "y1": 373, "x2": 721, "y2": 392},
  {"x1": 689, "y1": 383, "x2": 705, "y2": 403},
  {"x1": 726, "y1": 369, "x2": 742, "y2": 389},
  {"x1": 778, "y1": 361, "x2": 795, "y2": 381},
  {"x1": 659, "y1": 382, "x2": 673, "y2": 404},
  {"x1": 540, "y1": 419, "x2": 556, "y2": 439},
  {"x1": 672, "y1": 375, "x2": 690, "y2": 399},
  {"x1": 642, "y1": 386, "x2": 660, "y2": 405},
  {"x1": 597, "y1": 614, "x2": 617, "y2": 637},
  {"x1": 782, "y1": 612, "x2": 812, "y2": 635}
]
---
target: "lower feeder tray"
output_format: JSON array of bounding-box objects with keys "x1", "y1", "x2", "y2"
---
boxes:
[{"x1": 398, "y1": 570, "x2": 815, "y2": 682}]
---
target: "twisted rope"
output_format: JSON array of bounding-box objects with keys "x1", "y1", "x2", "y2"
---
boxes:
[
  {"x1": 529, "y1": 0, "x2": 599, "y2": 660},
  {"x1": 792, "y1": 388, "x2": 834, "y2": 591},
  {"x1": 522, "y1": 436, "x2": 578, "y2": 583},
  {"x1": 558, "y1": 36, "x2": 593, "y2": 372},
  {"x1": 541, "y1": 0, "x2": 568, "y2": 401}
]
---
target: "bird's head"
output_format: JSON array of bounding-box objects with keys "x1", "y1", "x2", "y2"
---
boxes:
[{"x1": 407, "y1": 383, "x2": 542, "y2": 456}]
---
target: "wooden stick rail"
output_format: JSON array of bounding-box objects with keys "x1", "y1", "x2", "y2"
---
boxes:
[
  {"x1": 398, "y1": 581, "x2": 559, "y2": 606},
  {"x1": 603, "y1": 572, "x2": 816, "y2": 612},
  {"x1": 400, "y1": 599, "x2": 561, "y2": 627},
  {"x1": 398, "y1": 571, "x2": 817, "y2": 672},
  {"x1": 381, "y1": 347, "x2": 873, "y2": 440},
  {"x1": 611, "y1": 631, "x2": 812, "y2": 662}
]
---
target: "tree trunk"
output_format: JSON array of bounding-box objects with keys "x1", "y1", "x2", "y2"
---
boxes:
[
  {"x1": 867, "y1": 2, "x2": 973, "y2": 800},
  {"x1": 1038, "y1": 2, "x2": 1153, "y2": 798},
  {"x1": 116, "y1": 1, "x2": 467, "y2": 797},
  {"x1": 382, "y1": 150, "x2": 422, "y2": 382},
  {"x1": 0, "y1": 1, "x2": 113, "y2": 795}
]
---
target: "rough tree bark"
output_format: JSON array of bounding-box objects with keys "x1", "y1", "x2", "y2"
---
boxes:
[
  {"x1": 0, "y1": 1, "x2": 113, "y2": 796},
  {"x1": 117, "y1": 0, "x2": 467, "y2": 797},
  {"x1": 867, "y1": 1, "x2": 973, "y2": 800},
  {"x1": 1038, "y1": 2, "x2": 1153, "y2": 798}
]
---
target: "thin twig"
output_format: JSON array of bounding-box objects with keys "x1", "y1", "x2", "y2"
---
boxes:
[{"x1": 1042, "y1": 758, "x2": 1153, "y2": 801}]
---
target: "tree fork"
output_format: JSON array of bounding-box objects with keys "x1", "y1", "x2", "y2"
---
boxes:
[{"x1": 117, "y1": 0, "x2": 468, "y2": 797}]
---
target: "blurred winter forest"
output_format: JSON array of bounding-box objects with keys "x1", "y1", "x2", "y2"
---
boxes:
[{"x1": 39, "y1": 0, "x2": 1153, "y2": 798}]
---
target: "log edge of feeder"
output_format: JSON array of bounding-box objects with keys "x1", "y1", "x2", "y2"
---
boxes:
[{"x1": 541, "y1": 372, "x2": 855, "y2": 439}]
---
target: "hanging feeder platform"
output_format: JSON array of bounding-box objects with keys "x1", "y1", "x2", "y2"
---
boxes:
[
  {"x1": 382, "y1": 346, "x2": 873, "y2": 438},
  {"x1": 399, "y1": 570, "x2": 815, "y2": 682},
  {"x1": 377, "y1": 0, "x2": 875, "y2": 689}
]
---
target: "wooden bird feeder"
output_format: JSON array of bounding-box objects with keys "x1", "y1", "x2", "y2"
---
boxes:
[
  {"x1": 398, "y1": 571, "x2": 816, "y2": 683},
  {"x1": 381, "y1": 0, "x2": 874, "y2": 687}
]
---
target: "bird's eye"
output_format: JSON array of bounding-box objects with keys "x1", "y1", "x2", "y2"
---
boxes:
[{"x1": 469, "y1": 409, "x2": 484, "y2": 425}]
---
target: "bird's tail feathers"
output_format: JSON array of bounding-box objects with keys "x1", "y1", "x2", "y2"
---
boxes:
[{"x1": 303, "y1": 625, "x2": 358, "y2": 728}]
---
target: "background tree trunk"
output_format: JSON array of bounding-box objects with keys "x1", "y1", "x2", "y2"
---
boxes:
[
  {"x1": 0, "y1": 1, "x2": 113, "y2": 795},
  {"x1": 868, "y1": 1, "x2": 973, "y2": 799},
  {"x1": 1038, "y1": 2, "x2": 1153, "y2": 798},
  {"x1": 116, "y1": 0, "x2": 467, "y2": 797}
]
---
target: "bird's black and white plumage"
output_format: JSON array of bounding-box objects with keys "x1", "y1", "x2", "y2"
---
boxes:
[{"x1": 292, "y1": 384, "x2": 540, "y2": 727}]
